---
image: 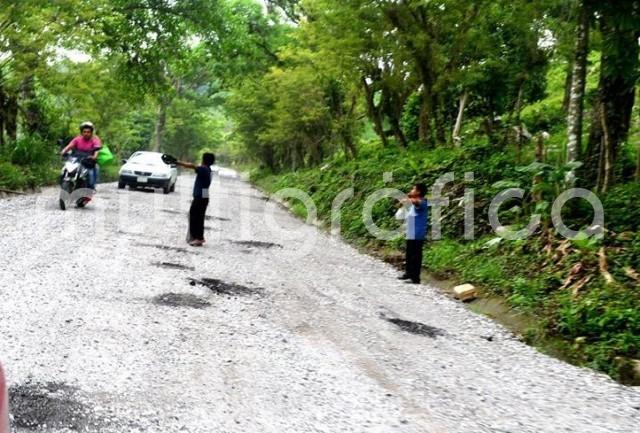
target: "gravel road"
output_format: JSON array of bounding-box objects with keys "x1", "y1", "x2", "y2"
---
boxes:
[{"x1": 0, "y1": 172, "x2": 638, "y2": 433}]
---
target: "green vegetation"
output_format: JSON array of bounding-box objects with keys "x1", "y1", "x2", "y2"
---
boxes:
[
  {"x1": 224, "y1": 0, "x2": 640, "y2": 384},
  {"x1": 253, "y1": 142, "x2": 640, "y2": 383},
  {"x1": 1, "y1": 0, "x2": 639, "y2": 382},
  {"x1": 1, "y1": 0, "x2": 271, "y2": 189}
]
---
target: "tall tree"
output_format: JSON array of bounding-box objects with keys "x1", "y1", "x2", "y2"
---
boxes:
[
  {"x1": 585, "y1": 1, "x2": 640, "y2": 191},
  {"x1": 565, "y1": 0, "x2": 591, "y2": 184}
]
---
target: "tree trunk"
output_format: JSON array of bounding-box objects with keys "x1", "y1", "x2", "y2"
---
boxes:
[
  {"x1": 636, "y1": 100, "x2": 640, "y2": 181},
  {"x1": 585, "y1": 9, "x2": 639, "y2": 189},
  {"x1": 566, "y1": 1, "x2": 590, "y2": 184},
  {"x1": 636, "y1": 136, "x2": 640, "y2": 181},
  {"x1": 264, "y1": 144, "x2": 275, "y2": 171},
  {"x1": 380, "y1": 84, "x2": 408, "y2": 148},
  {"x1": 384, "y1": 6, "x2": 436, "y2": 147},
  {"x1": 533, "y1": 133, "x2": 546, "y2": 202},
  {"x1": 514, "y1": 81, "x2": 525, "y2": 163},
  {"x1": 418, "y1": 87, "x2": 435, "y2": 147},
  {"x1": 418, "y1": 94, "x2": 430, "y2": 145},
  {"x1": 600, "y1": 102, "x2": 613, "y2": 193},
  {"x1": 452, "y1": 90, "x2": 469, "y2": 146},
  {"x1": 362, "y1": 77, "x2": 388, "y2": 147},
  {"x1": 0, "y1": 88, "x2": 5, "y2": 150},
  {"x1": 21, "y1": 75, "x2": 44, "y2": 136},
  {"x1": 535, "y1": 134, "x2": 545, "y2": 163},
  {"x1": 341, "y1": 127, "x2": 357, "y2": 159},
  {"x1": 152, "y1": 100, "x2": 169, "y2": 152},
  {"x1": 345, "y1": 96, "x2": 358, "y2": 158},
  {"x1": 390, "y1": 117, "x2": 407, "y2": 148},
  {"x1": 434, "y1": 93, "x2": 447, "y2": 145},
  {"x1": 562, "y1": 63, "x2": 573, "y2": 113},
  {"x1": 5, "y1": 94, "x2": 17, "y2": 142}
]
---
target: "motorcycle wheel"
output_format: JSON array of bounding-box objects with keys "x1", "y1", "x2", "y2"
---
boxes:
[{"x1": 59, "y1": 181, "x2": 72, "y2": 211}]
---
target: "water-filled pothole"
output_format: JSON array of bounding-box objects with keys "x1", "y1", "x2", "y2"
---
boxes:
[
  {"x1": 189, "y1": 278, "x2": 263, "y2": 296},
  {"x1": 152, "y1": 293, "x2": 211, "y2": 309},
  {"x1": 9, "y1": 381, "x2": 97, "y2": 430},
  {"x1": 386, "y1": 318, "x2": 446, "y2": 338}
]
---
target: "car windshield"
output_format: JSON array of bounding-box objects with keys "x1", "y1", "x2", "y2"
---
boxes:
[{"x1": 129, "y1": 153, "x2": 163, "y2": 166}]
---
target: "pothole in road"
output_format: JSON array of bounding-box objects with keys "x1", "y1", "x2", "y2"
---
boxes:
[
  {"x1": 205, "y1": 215, "x2": 231, "y2": 222},
  {"x1": 231, "y1": 240, "x2": 283, "y2": 249},
  {"x1": 9, "y1": 381, "x2": 98, "y2": 431},
  {"x1": 152, "y1": 293, "x2": 211, "y2": 309},
  {"x1": 116, "y1": 229, "x2": 147, "y2": 238},
  {"x1": 189, "y1": 278, "x2": 264, "y2": 296},
  {"x1": 163, "y1": 209, "x2": 231, "y2": 222},
  {"x1": 135, "y1": 242, "x2": 198, "y2": 254},
  {"x1": 386, "y1": 318, "x2": 446, "y2": 338},
  {"x1": 162, "y1": 209, "x2": 183, "y2": 216},
  {"x1": 152, "y1": 261, "x2": 196, "y2": 271}
]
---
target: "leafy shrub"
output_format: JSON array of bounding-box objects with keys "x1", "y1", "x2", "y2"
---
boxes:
[
  {"x1": 11, "y1": 134, "x2": 55, "y2": 166},
  {"x1": 602, "y1": 182, "x2": 640, "y2": 233},
  {"x1": 0, "y1": 162, "x2": 28, "y2": 190},
  {"x1": 423, "y1": 240, "x2": 466, "y2": 277},
  {"x1": 555, "y1": 286, "x2": 640, "y2": 376}
]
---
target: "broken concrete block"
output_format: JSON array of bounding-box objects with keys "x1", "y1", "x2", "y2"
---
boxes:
[{"x1": 453, "y1": 284, "x2": 477, "y2": 302}]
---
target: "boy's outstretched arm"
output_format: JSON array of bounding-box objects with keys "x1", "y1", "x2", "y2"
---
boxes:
[{"x1": 176, "y1": 160, "x2": 197, "y2": 170}]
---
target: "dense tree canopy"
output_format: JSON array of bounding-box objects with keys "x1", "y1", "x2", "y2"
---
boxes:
[{"x1": 0, "y1": 0, "x2": 638, "y2": 186}]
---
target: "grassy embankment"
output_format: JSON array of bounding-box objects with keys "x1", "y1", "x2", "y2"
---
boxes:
[{"x1": 252, "y1": 141, "x2": 640, "y2": 384}]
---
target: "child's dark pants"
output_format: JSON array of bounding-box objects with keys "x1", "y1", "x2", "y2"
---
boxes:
[
  {"x1": 405, "y1": 239, "x2": 424, "y2": 283},
  {"x1": 189, "y1": 198, "x2": 209, "y2": 241}
]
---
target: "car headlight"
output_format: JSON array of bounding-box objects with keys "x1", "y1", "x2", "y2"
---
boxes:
[
  {"x1": 154, "y1": 172, "x2": 170, "y2": 178},
  {"x1": 121, "y1": 169, "x2": 133, "y2": 175}
]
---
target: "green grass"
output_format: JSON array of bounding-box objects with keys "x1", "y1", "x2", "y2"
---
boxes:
[{"x1": 0, "y1": 161, "x2": 58, "y2": 190}]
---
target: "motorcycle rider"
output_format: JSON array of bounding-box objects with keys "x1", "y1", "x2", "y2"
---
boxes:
[{"x1": 60, "y1": 122, "x2": 102, "y2": 190}]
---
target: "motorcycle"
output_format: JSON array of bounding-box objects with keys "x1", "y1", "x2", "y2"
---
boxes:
[{"x1": 59, "y1": 153, "x2": 95, "y2": 210}]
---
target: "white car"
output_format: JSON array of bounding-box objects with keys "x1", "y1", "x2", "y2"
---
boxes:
[{"x1": 118, "y1": 151, "x2": 178, "y2": 194}]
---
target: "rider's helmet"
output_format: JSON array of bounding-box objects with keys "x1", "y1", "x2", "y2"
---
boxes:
[{"x1": 80, "y1": 121, "x2": 95, "y2": 132}]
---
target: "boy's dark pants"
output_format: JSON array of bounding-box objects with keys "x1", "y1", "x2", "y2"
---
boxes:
[
  {"x1": 189, "y1": 197, "x2": 209, "y2": 241},
  {"x1": 405, "y1": 239, "x2": 424, "y2": 283}
]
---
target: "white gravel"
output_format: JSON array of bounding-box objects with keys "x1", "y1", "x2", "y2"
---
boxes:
[{"x1": 0, "y1": 173, "x2": 638, "y2": 433}]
